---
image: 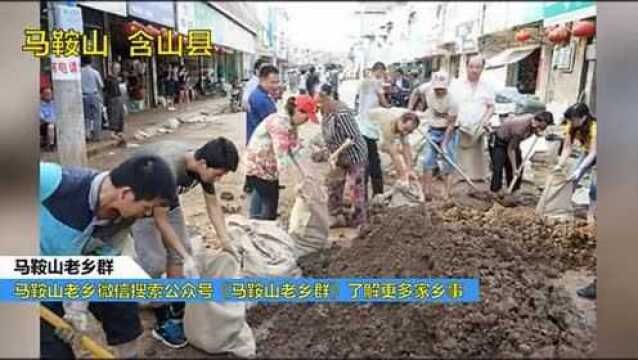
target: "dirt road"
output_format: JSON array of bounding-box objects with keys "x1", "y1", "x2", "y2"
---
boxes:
[{"x1": 80, "y1": 81, "x2": 594, "y2": 358}]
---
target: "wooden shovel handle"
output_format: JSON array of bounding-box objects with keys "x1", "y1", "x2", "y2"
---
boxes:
[
  {"x1": 507, "y1": 136, "x2": 539, "y2": 194},
  {"x1": 40, "y1": 305, "x2": 115, "y2": 359}
]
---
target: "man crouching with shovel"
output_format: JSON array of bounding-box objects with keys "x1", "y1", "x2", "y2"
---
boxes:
[{"x1": 488, "y1": 111, "x2": 554, "y2": 196}]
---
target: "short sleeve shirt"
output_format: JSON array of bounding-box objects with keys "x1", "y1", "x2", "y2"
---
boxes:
[
  {"x1": 134, "y1": 140, "x2": 215, "y2": 208},
  {"x1": 321, "y1": 104, "x2": 368, "y2": 167},
  {"x1": 379, "y1": 119, "x2": 407, "y2": 154},
  {"x1": 81, "y1": 65, "x2": 104, "y2": 94},
  {"x1": 40, "y1": 101, "x2": 56, "y2": 124},
  {"x1": 417, "y1": 83, "x2": 459, "y2": 129},
  {"x1": 496, "y1": 114, "x2": 534, "y2": 145},
  {"x1": 244, "y1": 113, "x2": 301, "y2": 181},
  {"x1": 450, "y1": 78, "x2": 495, "y2": 127},
  {"x1": 564, "y1": 120, "x2": 597, "y2": 153},
  {"x1": 357, "y1": 78, "x2": 385, "y2": 140},
  {"x1": 247, "y1": 85, "x2": 277, "y2": 143}
]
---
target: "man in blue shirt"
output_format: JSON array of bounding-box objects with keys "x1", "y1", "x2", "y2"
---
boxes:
[
  {"x1": 241, "y1": 57, "x2": 270, "y2": 113},
  {"x1": 39, "y1": 155, "x2": 177, "y2": 359},
  {"x1": 246, "y1": 64, "x2": 279, "y2": 144}
]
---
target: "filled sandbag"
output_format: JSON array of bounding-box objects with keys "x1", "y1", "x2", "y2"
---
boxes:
[
  {"x1": 226, "y1": 215, "x2": 302, "y2": 278},
  {"x1": 371, "y1": 181, "x2": 422, "y2": 210},
  {"x1": 288, "y1": 178, "x2": 331, "y2": 257},
  {"x1": 455, "y1": 122, "x2": 489, "y2": 181},
  {"x1": 457, "y1": 121, "x2": 486, "y2": 149},
  {"x1": 536, "y1": 168, "x2": 574, "y2": 221},
  {"x1": 184, "y1": 251, "x2": 256, "y2": 358}
]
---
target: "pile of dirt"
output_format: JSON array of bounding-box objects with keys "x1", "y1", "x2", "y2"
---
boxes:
[
  {"x1": 248, "y1": 202, "x2": 595, "y2": 358},
  {"x1": 441, "y1": 202, "x2": 595, "y2": 272}
]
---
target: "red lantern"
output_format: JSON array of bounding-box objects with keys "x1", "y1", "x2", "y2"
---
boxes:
[
  {"x1": 515, "y1": 30, "x2": 531, "y2": 42},
  {"x1": 548, "y1": 25, "x2": 570, "y2": 44},
  {"x1": 572, "y1": 21, "x2": 595, "y2": 38},
  {"x1": 145, "y1": 25, "x2": 161, "y2": 38},
  {"x1": 543, "y1": 25, "x2": 557, "y2": 38},
  {"x1": 125, "y1": 21, "x2": 145, "y2": 36},
  {"x1": 556, "y1": 25, "x2": 571, "y2": 43}
]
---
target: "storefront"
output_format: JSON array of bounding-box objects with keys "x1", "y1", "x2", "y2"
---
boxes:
[
  {"x1": 483, "y1": 42, "x2": 542, "y2": 93},
  {"x1": 192, "y1": 2, "x2": 257, "y2": 85},
  {"x1": 115, "y1": 1, "x2": 177, "y2": 111},
  {"x1": 77, "y1": 2, "x2": 128, "y2": 80},
  {"x1": 537, "y1": 2, "x2": 596, "y2": 111},
  {"x1": 479, "y1": 3, "x2": 546, "y2": 94}
]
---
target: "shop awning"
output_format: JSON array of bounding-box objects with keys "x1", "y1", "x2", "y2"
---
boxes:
[{"x1": 485, "y1": 45, "x2": 540, "y2": 70}]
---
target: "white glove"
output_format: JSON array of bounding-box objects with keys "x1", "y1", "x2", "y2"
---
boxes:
[
  {"x1": 568, "y1": 168, "x2": 583, "y2": 182},
  {"x1": 62, "y1": 301, "x2": 89, "y2": 332},
  {"x1": 183, "y1": 255, "x2": 200, "y2": 278}
]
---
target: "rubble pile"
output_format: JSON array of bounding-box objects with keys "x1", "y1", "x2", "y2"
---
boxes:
[{"x1": 248, "y1": 201, "x2": 595, "y2": 358}]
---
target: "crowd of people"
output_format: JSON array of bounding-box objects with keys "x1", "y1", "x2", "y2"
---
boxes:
[
  {"x1": 38, "y1": 53, "x2": 598, "y2": 357},
  {"x1": 39, "y1": 58, "x2": 209, "y2": 153},
  {"x1": 40, "y1": 57, "x2": 131, "y2": 152}
]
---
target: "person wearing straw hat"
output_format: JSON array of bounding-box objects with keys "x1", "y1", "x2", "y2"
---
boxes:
[{"x1": 414, "y1": 71, "x2": 459, "y2": 201}]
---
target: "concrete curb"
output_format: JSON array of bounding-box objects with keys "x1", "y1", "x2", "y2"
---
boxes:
[{"x1": 86, "y1": 103, "x2": 229, "y2": 158}]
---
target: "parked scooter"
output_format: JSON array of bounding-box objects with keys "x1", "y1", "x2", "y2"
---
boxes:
[
  {"x1": 197, "y1": 75, "x2": 228, "y2": 98},
  {"x1": 230, "y1": 79, "x2": 243, "y2": 113},
  {"x1": 389, "y1": 87, "x2": 411, "y2": 108}
]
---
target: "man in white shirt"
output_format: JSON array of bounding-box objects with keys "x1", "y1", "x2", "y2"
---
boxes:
[
  {"x1": 356, "y1": 61, "x2": 390, "y2": 199},
  {"x1": 449, "y1": 55, "x2": 495, "y2": 183}
]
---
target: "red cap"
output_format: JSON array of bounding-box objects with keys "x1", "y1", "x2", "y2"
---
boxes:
[{"x1": 295, "y1": 95, "x2": 318, "y2": 123}]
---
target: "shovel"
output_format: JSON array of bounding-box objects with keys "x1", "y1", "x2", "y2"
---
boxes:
[
  {"x1": 288, "y1": 139, "x2": 353, "y2": 201},
  {"x1": 40, "y1": 305, "x2": 115, "y2": 359},
  {"x1": 506, "y1": 135, "x2": 539, "y2": 194},
  {"x1": 328, "y1": 138, "x2": 354, "y2": 170},
  {"x1": 416, "y1": 129, "x2": 481, "y2": 193}
]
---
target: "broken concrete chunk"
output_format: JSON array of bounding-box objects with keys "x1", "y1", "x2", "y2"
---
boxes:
[{"x1": 163, "y1": 118, "x2": 180, "y2": 129}]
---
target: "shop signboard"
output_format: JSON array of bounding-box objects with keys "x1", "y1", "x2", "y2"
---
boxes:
[
  {"x1": 483, "y1": 2, "x2": 544, "y2": 36},
  {"x1": 53, "y1": 4, "x2": 83, "y2": 32},
  {"x1": 543, "y1": 1, "x2": 596, "y2": 26},
  {"x1": 193, "y1": 2, "x2": 256, "y2": 55},
  {"x1": 176, "y1": 2, "x2": 195, "y2": 34},
  {"x1": 506, "y1": 2, "x2": 544, "y2": 27},
  {"x1": 127, "y1": 1, "x2": 175, "y2": 28},
  {"x1": 52, "y1": 4, "x2": 82, "y2": 81},
  {"x1": 78, "y1": 1, "x2": 127, "y2": 17}
]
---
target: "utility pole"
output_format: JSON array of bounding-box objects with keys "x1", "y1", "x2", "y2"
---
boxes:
[
  {"x1": 47, "y1": 2, "x2": 87, "y2": 166},
  {"x1": 48, "y1": 1, "x2": 87, "y2": 166}
]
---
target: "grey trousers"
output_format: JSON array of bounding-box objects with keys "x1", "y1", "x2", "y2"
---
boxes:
[{"x1": 131, "y1": 206, "x2": 192, "y2": 278}]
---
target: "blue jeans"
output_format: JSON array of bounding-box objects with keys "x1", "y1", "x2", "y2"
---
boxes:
[
  {"x1": 422, "y1": 129, "x2": 458, "y2": 174},
  {"x1": 247, "y1": 176, "x2": 279, "y2": 220}
]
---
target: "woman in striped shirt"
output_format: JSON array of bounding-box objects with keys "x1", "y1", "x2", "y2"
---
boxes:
[{"x1": 318, "y1": 84, "x2": 369, "y2": 228}]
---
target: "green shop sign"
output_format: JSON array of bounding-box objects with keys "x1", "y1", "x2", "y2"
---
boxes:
[{"x1": 543, "y1": 1, "x2": 595, "y2": 20}]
